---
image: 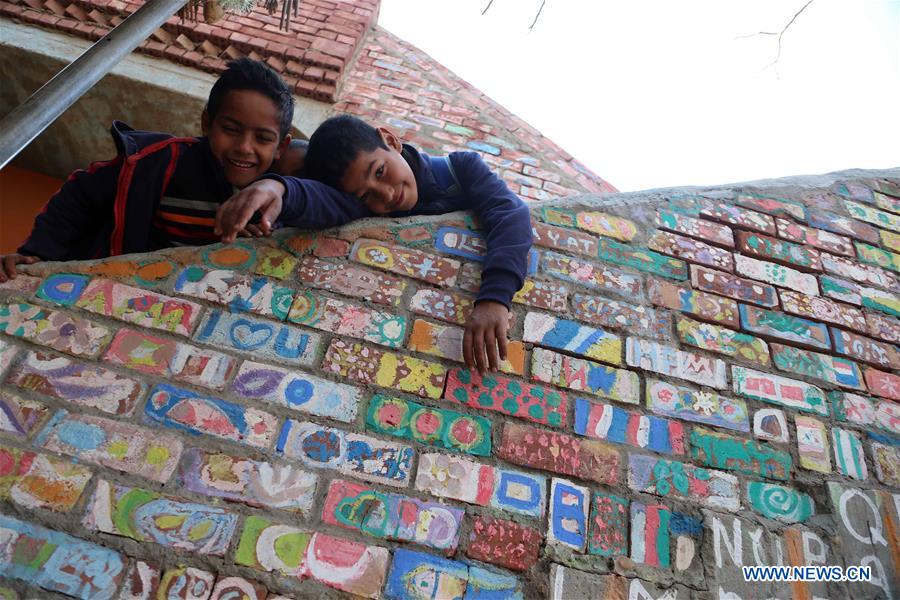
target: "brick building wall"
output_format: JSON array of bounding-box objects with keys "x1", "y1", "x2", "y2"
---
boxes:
[{"x1": 0, "y1": 168, "x2": 898, "y2": 599}]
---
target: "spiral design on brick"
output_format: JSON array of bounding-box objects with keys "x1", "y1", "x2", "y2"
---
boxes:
[{"x1": 759, "y1": 484, "x2": 798, "y2": 517}]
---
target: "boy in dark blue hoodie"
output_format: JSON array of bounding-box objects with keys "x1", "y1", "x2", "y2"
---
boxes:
[{"x1": 215, "y1": 115, "x2": 533, "y2": 375}]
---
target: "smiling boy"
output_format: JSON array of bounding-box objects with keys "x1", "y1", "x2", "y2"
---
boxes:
[{"x1": 215, "y1": 115, "x2": 533, "y2": 374}]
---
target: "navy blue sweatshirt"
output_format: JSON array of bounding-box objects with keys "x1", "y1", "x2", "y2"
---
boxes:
[{"x1": 269, "y1": 144, "x2": 533, "y2": 308}]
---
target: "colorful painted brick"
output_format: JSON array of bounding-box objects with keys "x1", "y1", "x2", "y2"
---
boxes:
[
  {"x1": 434, "y1": 226, "x2": 539, "y2": 274},
  {"x1": 795, "y1": 416, "x2": 831, "y2": 473},
  {"x1": 367, "y1": 394, "x2": 492, "y2": 456},
  {"x1": 323, "y1": 338, "x2": 447, "y2": 399},
  {"x1": 646, "y1": 379, "x2": 750, "y2": 432},
  {"x1": 296, "y1": 256, "x2": 406, "y2": 305},
  {"x1": 408, "y1": 319, "x2": 524, "y2": 374},
  {"x1": 821, "y1": 275, "x2": 862, "y2": 305},
  {"x1": 588, "y1": 490, "x2": 629, "y2": 556},
  {"x1": 179, "y1": 447, "x2": 317, "y2": 513},
  {"x1": 845, "y1": 199, "x2": 900, "y2": 232},
  {"x1": 118, "y1": 561, "x2": 160, "y2": 600},
  {"x1": 542, "y1": 250, "x2": 643, "y2": 295},
  {"x1": 861, "y1": 286, "x2": 900, "y2": 317},
  {"x1": 532, "y1": 221, "x2": 597, "y2": 256},
  {"x1": 746, "y1": 482, "x2": 814, "y2": 523},
  {"x1": 445, "y1": 367, "x2": 566, "y2": 427},
  {"x1": 736, "y1": 231, "x2": 822, "y2": 271},
  {"x1": 864, "y1": 367, "x2": 900, "y2": 401},
  {"x1": 497, "y1": 421, "x2": 619, "y2": 484},
  {"x1": 831, "y1": 328, "x2": 900, "y2": 370},
  {"x1": 0, "y1": 393, "x2": 49, "y2": 438},
  {"x1": 738, "y1": 303, "x2": 830, "y2": 350},
  {"x1": 84, "y1": 479, "x2": 238, "y2": 555},
  {"x1": 145, "y1": 384, "x2": 278, "y2": 448},
  {"x1": 523, "y1": 311, "x2": 621, "y2": 364},
  {"x1": 830, "y1": 391, "x2": 900, "y2": 436},
  {"x1": 351, "y1": 238, "x2": 460, "y2": 286},
  {"x1": 676, "y1": 315, "x2": 770, "y2": 366},
  {"x1": 657, "y1": 209, "x2": 734, "y2": 247},
  {"x1": 574, "y1": 397, "x2": 685, "y2": 454},
  {"x1": 881, "y1": 229, "x2": 900, "y2": 252},
  {"x1": 628, "y1": 453, "x2": 740, "y2": 510},
  {"x1": 596, "y1": 238, "x2": 689, "y2": 280},
  {"x1": 0, "y1": 302, "x2": 112, "y2": 357},
  {"x1": 571, "y1": 293, "x2": 670, "y2": 339},
  {"x1": 626, "y1": 337, "x2": 727, "y2": 388},
  {"x1": 530, "y1": 347, "x2": 640, "y2": 404},
  {"x1": 194, "y1": 309, "x2": 320, "y2": 365},
  {"x1": 771, "y1": 343, "x2": 865, "y2": 390},
  {"x1": 690, "y1": 426, "x2": 791, "y2": 480},
  {"x1": 866, "y1": 310, "x2": 900, "y2": 343},
  {"x1": 574, "y1": 210, "x2": 638, "y2": 240},
  {"x1": 174, "y1": 266, "x2": 294, "y2": 319},
  {"x1": 408, "y1": 288, "x2": 474, "y2": 325},
  {"x1": 775, "y1": 218, "x2": 854, "y2": 256},
  {"x1": 35, "y1": 273, "x2": 89, "y2": 306},
  {"x1": 700, "y1": 202, "x2": 776, "y2": 234},
  {"x1": 648, "y1": 230, "x2": 734, "y2": 271},
  {"x1": 288, "y1": 294, "x2": 407, "y2": 348},
  {"x1": 414, "y1": 452, "x2": 494, "y2": 505},
  {"x1": 731, "y1": 366, "x2": 829, "y2": 415},
  {"x1": 254, "y1": 246, "x2": 298, "y2": 279},
  {"x1": 513, "y1": 278, "x2": 568, "y2": 311},
  {"x1": 0, "y1": 445, "x2": 91, "y2": 511},
  {"x1": 104, "y1": 328, "x2": 235, "y2": 390},
  {"x1": 807, "y1": 210, "x2": 879, "y2": 243},
  {"x1": 647, "y1": 278, "x2": 739, "y2": 327},
  {"x1": 734, "y1": 254, "x2": 819, "y2": 296},
  {"x1": 755, "y1": 407, "x2": 788, "y2": 442},
  {"x1": 231, "y1": 360, "x2": 361, "y2": 422},
  {"x1": 201, "y1": 243, "x2": 257, "y2": 270},
  {"x1": 385, "y1": 549, "x2": 467, "y2": 600},
  {"x1": 75, "y1": 278, "x2": 201, "y2": 335},
  {"x1": 872, "y1": 442, "x2": 900, "y2": 486},
  {"x1": 36, "y1": 410, "x2": 182, "y2": 482},
  {"x1": 277, "y1": 420, "x2": 413, "y2": 487},
  {"x1": 855, "y1": 241, "x2": 900, "y2": 272},
  {"x1": 7, "y1": 350, "x2": 144, "y2": 415},
  {"x1": 832, "y1": 428, "x2": 867, "y2": 480},
  {"x1": 736, "y1": 194, "x2": 807, "y2": 221},
  {"x1": 822, "y1": 252, "x2": 899, "y2": 290},
  {"x1": 690, "y1": 264, "x2": 778, "y2": 307},
  {"x1": 547, "y1": 478, "x2": 589, "y2": 551},
  {"x1": 0, "y1": 274, "x2": 40, "y2": 295},
  {"x1": 779, "y1": 290, "x2": 866, "y2": 330},
  {"x1": 322, "y1": 479, "x2": 464, "y2": 551},
  {"x1": 630, "y1": 502, "x2": 671, "y2": 567}
]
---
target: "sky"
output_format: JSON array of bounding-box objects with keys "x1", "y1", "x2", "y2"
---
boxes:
[{"x1": 378, "y1": 0, "x2": 900, "y2": 192}]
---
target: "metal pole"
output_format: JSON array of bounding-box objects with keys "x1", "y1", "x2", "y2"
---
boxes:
[{"x1": 0, "y1": 0, "x2": 190, "y2": 170}]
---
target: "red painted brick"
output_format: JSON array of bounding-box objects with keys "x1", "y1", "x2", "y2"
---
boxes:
[
  {"x1": 735, "y1": 194, "x2": 807, "y2": 221},
  {"x1": 648, "y1": 230, "x2": 734, "y2": 271},
  {"x1": 700, "y1": 202, "x2": 776, "y2": 235},
  {"x1": 775, "y1": 218, "x2": 854, "y2": 256},
  {"x1": 647, "y1": 278, "x2": 739, "y2": 328},
  {"x1": 690, "y1": 265, "x2": 778, "y2": 307},
  {"x1": 864, "y1": 368, "x2": 900, "y2": 401},
  {"x1": 657, "y1": 210, "x2": 734, "y2": 248},
  {"x1": 736, "y1": 231, "x2": 822, "y2": 272},
  {"x1": 779, "y1": 291, "x2": 866, "y2": 331},
  {"x1": 466, "y1": 515, "x2": 542, "y2": 572},
  {"x1": 496, "y1": 422, "x2": 619, "y2": 485}
]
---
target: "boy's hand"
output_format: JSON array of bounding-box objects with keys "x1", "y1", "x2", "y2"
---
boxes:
[
  {"x1": 0, "y1": 254, "x2": 40, "y2": 283},
  {"x1": 463, "y1": 300, "x2": 509, "y2": 375},
  {"x1": 215, "y1": 179, "x2": 285, "y2": 244}
]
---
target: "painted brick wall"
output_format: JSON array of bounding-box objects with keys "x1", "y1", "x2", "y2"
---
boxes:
[{"x1": 0, "y1": 170, "x2": 898, "y2": 599}]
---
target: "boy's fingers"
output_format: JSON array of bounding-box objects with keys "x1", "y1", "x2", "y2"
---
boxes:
[
  {"x1": 484, "y1": 329, "x2": 499, "y2": 372},
  {"x1": 496, "y1": 326, "x2": 509, "y2": 362},
  {"x1": 472, "y1": 330, "x2": 486, "y2": 374},
  {"x1": 462, "y1": 327, "x2": 475, "y2": 370}
]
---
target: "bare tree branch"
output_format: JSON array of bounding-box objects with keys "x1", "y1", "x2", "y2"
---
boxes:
[
  {"x1": 529, "y1": 0, "x2": 546, "y2": 30},
  {"x1": 738, "y1": 0, "x2": 817, "y2": 70},
  {"x1": 481, "y1": 0, "x2": 494, "y2": 16}
]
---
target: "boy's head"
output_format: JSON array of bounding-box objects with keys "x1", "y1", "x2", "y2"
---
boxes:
[
  {"x1": 202, "y1": 58, "x2": 294, "y2": 188},
  {"x1": 306, "y1": 115, "x2": 418, "y2": 214}
]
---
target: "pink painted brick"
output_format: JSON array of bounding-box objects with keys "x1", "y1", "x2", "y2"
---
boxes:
[
  {"x1": 351, "y1": 238, "x2": 460, "y2": 287},
  {"x1": 409, "y1": 288, "x2": 474, "y2": 325},
  {"x1": 822, "y1": 253, "x2": 899, "y2": 290},
  {"x1": 531, "y1": 221, "x2": 597, "y2": 256},
  {"x1": 864, "y1": 368, "x2": 900, "y2": 401},
  {"x1": 775, "y1": 218, "x2": 854, "y2": 256},
  {"x1": 648, "y1": 230, "x2": 734, "y2": 271},
  {"x1": 700, "y1": 202, "x2": 776, "y2": 235},
  {"x1": 513, "y1": 279, "x2": 568, "y2": 312},
  {"x1": 75, "y1": 279, "x2": 202, "y2": 336},
  {"x1": 735, "y1": 194, "x2": 807, "y2": 221},
  {"x1": 690, "y1": 265, "x2": 778, "y2": 307},
  {"x1": 736, "y1": 231, "x2": 822, "y2": 272},
  {"x1": 831, "y1": 329, "x2": 900, "y2": 370},
  {"x1": 466, "y1": 515, "x2": 542, "y2": 572},
  {"x1": 296, "y1": 256, "x2": 407, "y2": 306},
  {"x1": 657, "y1": 210, "x2": 734, "y2": 247},
  {"x1": 647, "y1": 278, "x2": 739, "y2": 327},
  {"x1": 866, "y1": 311, "x2": 900, "y2": 344},
  {"x1": 445, "y1": 367, "x2": 568, "y2": 427},
  {"x1": 779, "y1": 291, "x2": 866, "y2": 331}
]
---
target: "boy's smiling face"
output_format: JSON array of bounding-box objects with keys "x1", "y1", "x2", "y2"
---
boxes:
[
  {"x1": 339, "y1": 128, "x2": 418, "y2": 214},
  {"x1": 203, "y1": 89, "x2": 290, "y2": 189}
]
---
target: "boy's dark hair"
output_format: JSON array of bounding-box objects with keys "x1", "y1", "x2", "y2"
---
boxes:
[
  {"x1": 305, "y1": 114, "x2": 388, "y2": 188},
  {"x1": 206, "y1": 58, "x2": 294, "y2": 139}
]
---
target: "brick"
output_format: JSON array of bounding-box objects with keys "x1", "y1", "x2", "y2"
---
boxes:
[
  {"x1": 822, "y1": 252, "x2": 899, "y2": 290},
  {"x1": 288, "y1": 293, "x2": 407, "y2": 348},
  {"x1": 385, "y1": 550, "x2": 467, "y2": 599},
  {"x1": 845, "y1": 199, "x2": 900, "y2": 232},
  {"x1": 523, "y1": 311, "x2": 621, "y2": 364},
  {"x1": 84, "y1": 479, "x2": 237, "y2": 555},
  {"x1": 881, "y1": 229, "x2": 900, "y2": 252},
  {"x1": 872, "y1": 442, "x2": 900, "y2": 486},
  {"x1": 832, "y1": 328, "x2": 900, "y2": 370},
  {"x1": 497, "y1": 421, "x2": 620, "y2": 485},
  {"x1": 35, "y1": 273, "x2": 89, "y2": 306},
  {"x1": 596, "y1": 238, "x2": 689, "y2": 280},
  {"x1": 700, "y1": 202, "x2": 776, "y2": 234},
  {"x1": 542, "y1": 250, "x2": 643, "y2": 295},
  {"x1": 732, "y1": 366, "x2": 829, "y2": 415},
  {"x1": 676, "y1": 315, "x2": 770, "y2": 366},
  {"x1": 771, "y1": 343, "x2": 865, "y2": 390},
  {"x1": 531, "y1": 221, "x2": 597, "y2": 256},
  {"x1": 0, "y1": 514, "x2": 125, "y2": 598},
  {"x1": 408, "y1": 319, "x2": 524, "y2": 374},
  {"x1": 647, "y1": 378, "x2": 750, "y2": 432},
  {"x1": 37, "y1": 410, "x2": 182, "y2": 482},
  {"x1": 322, "y1": 338, "x2": 446, "y2": 399},
  {"x1": 648, "y1": 278, "x2": 739, "y2": 327},
  {"x1": 445, "y1": 367, "x2": 567, "y2": 427},
  {"x1": 174, "y1": 266, "x2": 294, "y2": 320},
  {"x1": 414, "y1": 452, "x2": 494, "y2": 505},
  {"x1": 549, "y1": 566, "x2": 627, "y2": 599},
  {"x1": 118, "y1": 561, "x2": 160, "y2": 599},
  {"x1": 648, "y1": 230, "x2": 734, "y2": 271},
  {"x1": 0, "y1": 392, "x2": 49, "y2": 438},
  {"x1": 367, "y1": 393, "x2": 492, "y2": 456},
  {"x1": 630, "y1": 501, "x2": 673, "y2": 567},
  {"x1": 821, "y1": 275, "x2": 862, "y2": 304},
  {"x1": 179, "y1": 448, "x2": 317, "y2": 513},
  {"x1": 296, "y1": 256, "x2": 407, "y2": 305},
  {"x1": 855, "y1": 241, "x2": 900, "y2": 272},
  {"x1": 253, "y1": 247, "x2": 299, "y2": 279},
  {"x1": 209, "y1": 577, "x2": 266, "y2": 600},
  {"x1": 0, "y1": 338, "x2": 19, "y2": 377},
  {"x1": 541, "y1": 206, "x2": 577, "y2": 227},
  {"x1": 0, "y1": 302, "x2": 112, "y2": 358},
  {"x1": 735, "y1": 194, "x2": 807, "y2": 221},
  {"x1": 755, "y1": 408, "x2": 794, "y2": 445},
  {"x1": 0, "y1": 274, "x2": 41, "y2": 295},
  {"x1": 408, "y1": 288, "x2": 474, "y2": 324},
  {"x1": 626, "y1": 337, "x2": 727, "y2": 388},
  {"x1": 76, "y1": 278, "x2": 202, "y2": 336},
  {"x1": 690, "y1": 426, "x2": 791, "y2": 480},
  {"x1": 736, "y1": 231, "x2": 822, "y2": 271},
  {"x1": 467, "y1": 515, "x2": 542, "y2": 571},
  {"x1": 573, "y1": 211, "x2": 638, "y2": 240},
  {"x1": 547, "y1": 478, "x2": 589, "y2": 551},
  {"x1": 864, "y1": 367, "x2": 900, "y2": 401},
  {"x1": 780, "y1": 290, "x2": 866, "y2": 330},
  {"x1": 586, "y1": 491, "x2": 629, "y2": 557},
  {"x1": 807, "y1": 210, "x2": 879, "y2": 243},
  {"x1": 571, "y1": 293, "x2": 670, "y2": 339},
  {"x1": 746, "y1": 482, "x2": 814, "y2": 523},
  {"x1": 657, "y1": 209, "x2": 734, "y2": 247},
  {"x1": 0, "y1": 445, "x2": 91, "y2": 512},
  {"x1": 531, "y1": 347, "x2": 640, "y2": 404},
  {"x1": 738, "y1": 303, "x2": 830, "y2": 350},
  {"x1": 627, "y1": 453, "x2": 739, "y2": 510},
  {"x1": 574, "y1": 397, "x2": 685, "y2": 454},
  {"x1": 351, "y1": 238, "x2": 460, "y2": 286},
  {"x1": 434, "y1": 226, "x2": 540, "y2": 274},
  {"x1": 734, "y1": 254, "x2": 819, "y2": 295},
  {"x1": 832, "y1": 428, "x2": 867, "y2": 480},
  {"x1": 775, "y1": 218, "x2": 854, "y2": 256},
  {"x1": 322, "y1": 479, "x2": 463, "y2": 551},
  {"x1": 860, "y1": 285, "x2": 900, "y2": 317},
  {"x1": 513, "y1": 278, "x2": 568, "y2": 311},
  {"x1": 234, "y1": 515, "x2": 309, "y2": 576},
  {"x1": 830, "y1": 390, "x2": 900, "y2": 436},
  {"x1": 104, "y1": 329, "x2": 236, "y2": 390},
  {"x1": 194, "y1": 308, "x2": 320, "y2": 365},
  {"x1": 278, "y1": 420, "x2": 413, "y2": 486},
  {"x1": 690, "y1": 264, "x2": 778, "y2": 307},
  {"x1": 865, "y1": 310, "x2": 900, "y2": 343},
  {"x1": 873, "y1": 189, "x2": 900, "y2": 213}
]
